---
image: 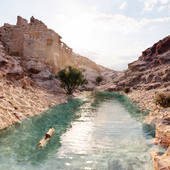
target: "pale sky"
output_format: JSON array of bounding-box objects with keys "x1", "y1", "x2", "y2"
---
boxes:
[{"x1": 1, "y1": 0, "x2": 170, "y2": 70}]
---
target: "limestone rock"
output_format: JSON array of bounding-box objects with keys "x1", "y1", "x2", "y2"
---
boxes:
[
  {"x1": 128, "y1": 60, "x2": 147, "y2": 72},
  {"x1": 95, "y1": 34, "x2": 170, "y2": 93},
  {"x1": 139, "y1": 35, "x2": 170, "y2": 67},
  {"x1": 7, "y1": 67, "x2": 23, "y2": 80},
  {"x1": 150, "y1": 147, "x2": 170, "y2": 170},
  {"x1": 25, "y1": 61, "x2": 46, "y2": 74},
  {"x1": 36, "y1": 70, "x2": 52, "y2": 79}
]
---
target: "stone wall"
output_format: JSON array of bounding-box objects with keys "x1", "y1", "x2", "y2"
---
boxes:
[
  {"x1": 0, "y1": 16, "x2": 100, "y2": 75},
  {"x1": 17, "y1": 16, "x2": 28, "y2": 26}
]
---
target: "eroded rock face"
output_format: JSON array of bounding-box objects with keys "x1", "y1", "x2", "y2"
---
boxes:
[
  {"x1": 95, "y1": 34, "x2": 170, "y2": 93},
  {"x1": 150, "y1": 147, "x2": 170, "y2": 170},
  {"x1": 0, "y1": 42, "x2": 24, "y2": 80},
  {"x1": 25, "y1": 61, "x2": 46, "y2": 74},
  {"x1": 129, "y1": 35, "x2": 170, "y2": 72},
  {"x1": 141, "y1": 35, "x2": 170, "y2": 61},
  {"x1": 128, "y1": 60, "x2": 147, "y2": 72},
  {"x1": 154, "y1": 123, "x2": 170, "y2": 147},
  {"x1": 99, "y1": 35, "x2": 170, "y2": 94}
]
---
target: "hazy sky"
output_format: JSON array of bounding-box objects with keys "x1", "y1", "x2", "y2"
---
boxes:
[{"x1": 1, "y1": 0, "x2": 170, "y2": 70}]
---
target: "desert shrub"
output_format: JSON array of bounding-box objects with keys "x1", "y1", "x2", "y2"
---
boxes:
[
  {"x1": 48, "y1": 74, "x2": 54, "y2": 80},
  {"x1": 153, "y1": 92, "x2": 170, "y2": 107},
  {"x1": 56, "y1": 66, "x2": 88, "y2": 94},
  {"x1": 54, "y1": 75, "x2": 58, "y2": 79},
  {"x1": 96, "y1": 76, "x2": 103, "y2": 86},
  {"x1": 124, "y1": 87, "x2": 130, "y2": 93},
  {"x1": 166, "y1": 93, "x2": 170, "y2": 104}
]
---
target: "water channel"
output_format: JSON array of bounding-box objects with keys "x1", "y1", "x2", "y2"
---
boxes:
[{"x1": 0, "y1": 91, "x2": 166, "y2": 170}]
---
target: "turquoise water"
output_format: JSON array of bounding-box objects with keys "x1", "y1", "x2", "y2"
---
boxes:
[{"x1": 0, "y1": 91, "x2": 166, "y2": 170}]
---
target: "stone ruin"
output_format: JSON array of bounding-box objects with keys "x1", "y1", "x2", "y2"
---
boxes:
[
  {"x1": 17, "y1": 16, "x2": 28, "y2": 26},
  {"x1": 0, "y1": 15, "x2": 101, "y2": 90},
  {"x1": 0, "y1": 16, "x2": 76, "y2": 73}
]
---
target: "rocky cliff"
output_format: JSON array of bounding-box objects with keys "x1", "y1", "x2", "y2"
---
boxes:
[
  {"x1": 94, "y1": 35, "x2": 170, "y2": 170},
  {"x1": 95, "y1": 34, "x2": 170, "y2": 92},
  {"x1": 127, "y1": 37, "x2": 170, "y2": 170}
]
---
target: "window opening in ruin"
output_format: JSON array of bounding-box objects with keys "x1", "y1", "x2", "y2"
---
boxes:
[
  {"x1": 11, "y1": 52, "x2": 19, "y2": 56},
  {"x1": 46, "y1": 39, "x2": 53, "y2": 46}
]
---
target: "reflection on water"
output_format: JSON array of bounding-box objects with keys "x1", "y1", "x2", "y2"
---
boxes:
[{"x1": 0, "y1": 91, "x2": 166, "y2": 169}]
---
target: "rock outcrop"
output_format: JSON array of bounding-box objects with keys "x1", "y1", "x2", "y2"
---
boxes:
[
  {"x1": 150, "y1": 147, "x2": 170, "y2": 170},
  {"x1": 129, "y1": 35, "x2": 170, "y2": 72},
  {"x1": 95, "y1": 34, "x2": 170, "y2": 93}
]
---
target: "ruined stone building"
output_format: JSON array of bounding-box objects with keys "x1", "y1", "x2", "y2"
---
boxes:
[
  {"x1": 0, "y1": 16, "x2": 82, "y2": 73},
  {"x1": 0, "y1": 15, "x2": 100, "y2": 89}
]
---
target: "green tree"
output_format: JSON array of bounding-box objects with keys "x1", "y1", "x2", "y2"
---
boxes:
[
  {"x1": 56, "y1": 66, "x2": 88, "y2": 94},
  {"x1": 96, "y1": 76, "x2": 103, "y2": 86}
]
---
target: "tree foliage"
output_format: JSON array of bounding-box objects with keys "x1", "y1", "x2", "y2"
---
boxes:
[
  {"x1": 48, "y1": 74, "x2": 54, "y2": 80},
  {"x1": 96, "y1": 76, "x2": 103, "y2": 85},
  {"x1": 57, "y1": 66, "x2": 88, "y2": 94}
]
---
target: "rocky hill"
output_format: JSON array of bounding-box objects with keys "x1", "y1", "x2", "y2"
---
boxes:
[
  {"x1": 0, "y1": 16, "x2": 118, "y2": 130},
  {"x1": 0, "y1": 41, "x2": 70, "y2": 129},
  {"x1": 95, "y1": 35, "x2": 170, "y2": 170},
  {"x1": 95, "y1": 35, "x2": 170, "y2": 92},
  {"x1": 0, "y1": 16, "x2": 116, "y2": 90}
]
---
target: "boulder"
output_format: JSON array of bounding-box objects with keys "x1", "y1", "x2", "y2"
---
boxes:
[
  {"x1": 150, "y1": 147, "x2": 170, "y2": 170},
  {"x1": 7, "y1": 66, "x2": 23, "y2": 74},
  {"x1": 35, "y1": 70, "x2": 52, "y2": 79},
  {"x1": 26, "y1": 61, "x2": 46, "y2": 74}
]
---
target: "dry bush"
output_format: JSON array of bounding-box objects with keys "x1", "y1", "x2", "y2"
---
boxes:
[
  {"x1": 153, "y1": 92, "x2": 170, "y2": 107},
  {"x1": 124, "y1": 87, "x2": 130, "y2": 93}
]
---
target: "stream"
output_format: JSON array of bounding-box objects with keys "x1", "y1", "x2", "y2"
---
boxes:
[{"x1": 0, "y1": 91, "x2": 166, "y2": 170}]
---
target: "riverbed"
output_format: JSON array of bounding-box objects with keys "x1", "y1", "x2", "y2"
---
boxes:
[{"x1": 0, "y1": 91, "x2": 166, "y2": 169}]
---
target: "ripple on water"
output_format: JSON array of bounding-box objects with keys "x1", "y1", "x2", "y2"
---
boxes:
[{"x1": 0, "y1": 91, "x2": 166, "y2": 170}]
